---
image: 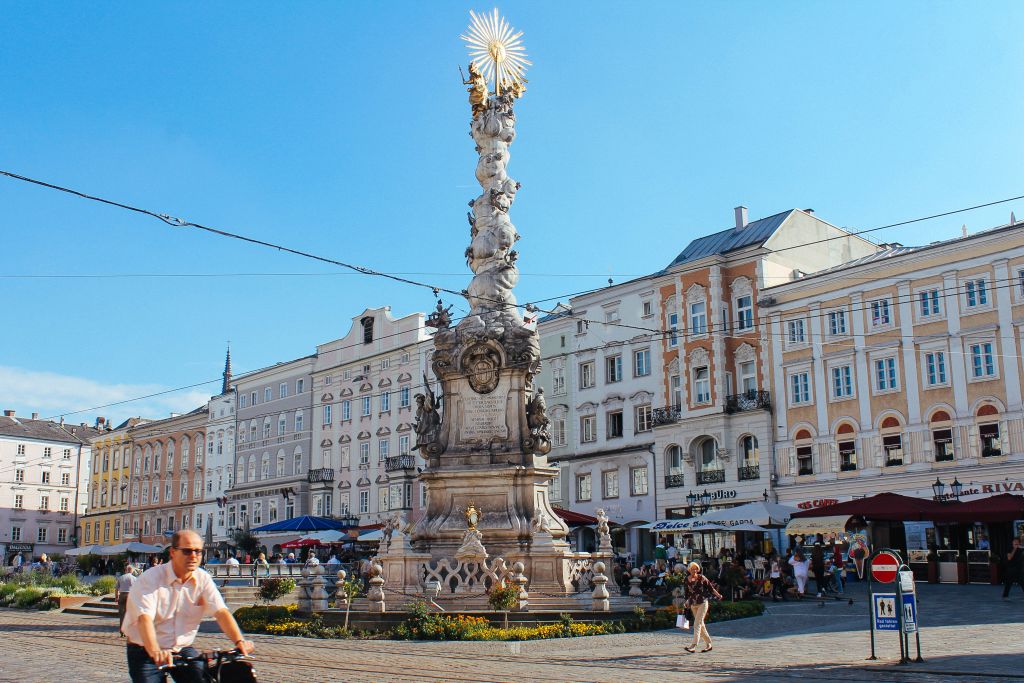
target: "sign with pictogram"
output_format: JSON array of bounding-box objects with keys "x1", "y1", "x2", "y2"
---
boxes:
[
  {"x1": 871, "y1": 551, "x2": 900, "y2": 583},
  {"x1": 901, "y1": 593, "x2": 918, "y2": 633},
  {"x1": 873, "y1": 593, "x2": 899, "y2": 631}
]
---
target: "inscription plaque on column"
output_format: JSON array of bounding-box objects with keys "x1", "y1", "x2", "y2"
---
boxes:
[{"x1": 460, "y1": 386, "x2": 510, "y2": 441}]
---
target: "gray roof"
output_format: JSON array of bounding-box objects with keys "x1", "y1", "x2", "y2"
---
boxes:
[
  {"x1": 665, "y1": 210, "x2": 794, "y2": 270},
  {"x1": 788, "y1": 245, "x2": 918, "y2": 280},
  {"x1": 538, "y1": 307, "x2": 574, "y2": 324},
  {"x1": 0, "y1": 416, "x2": 102, "y2": 444}
]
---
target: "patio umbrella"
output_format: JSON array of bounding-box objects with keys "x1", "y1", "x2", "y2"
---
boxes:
[
  {"x1": 281, "y1": 537, "x2": 323, "y2": 549},
  {"x1": 724, "y1": 523, "x2": 770, "y2": 533},
  {"x1": 97, "y1": 543, "x2": 130, "y2": 556},
  {"x1": 303, "y1": 530, "x2": 346, "y2": 544},
  {"x1": 65, "y1": 545, "x2": 102, "y2": 556},
  {"x1": 250, "y1": 515, "x2": 345, "y2": 533},
  {"x1": 124, "y1": 542, "x2": 163, "y2": 554},
  {"x1": 357, "y1": 529, "x2": 383, "y2": 543},
  {"x1": 698, "y1": 501, "x2": 797, "y2": 528}
]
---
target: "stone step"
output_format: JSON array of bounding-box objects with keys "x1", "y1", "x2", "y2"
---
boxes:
[{"x1": 64, "y1": 604, "x2": 118, "y2": 617}]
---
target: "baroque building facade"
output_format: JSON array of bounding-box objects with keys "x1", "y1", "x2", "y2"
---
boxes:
[
  {"x1": 83, "y1": 417, "x2": 146, "y2": 547},
  {"x1": 195, "y1": 349, "x2": 236, "y2": 545},
  {"x1": 310, "y1": 307, "x2": 432, "y2": 526},
  {"x1": 766, "y1": 219, "x2": 1024, "y2": 516}
]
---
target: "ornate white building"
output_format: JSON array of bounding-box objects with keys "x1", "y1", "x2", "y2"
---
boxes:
[{"x1": 196, "y1": 349, "x2": 236, "y2": 545}]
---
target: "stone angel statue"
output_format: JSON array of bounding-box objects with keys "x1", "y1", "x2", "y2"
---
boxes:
[
  {"x1": 595, "y1": 508, "x2": 612, "y2": 549},
  {"x1": 526, "y1": 387, "x2": 550, "y2": 435}
]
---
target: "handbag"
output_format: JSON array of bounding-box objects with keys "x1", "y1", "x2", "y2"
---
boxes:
[{"x1": 676, "y1": 613, "x2": 690, "y2": 630}]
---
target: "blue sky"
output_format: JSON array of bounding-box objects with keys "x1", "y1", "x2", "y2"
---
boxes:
[{"x1": 2, "y1": 1, "x2": 1023, "y2": 424}]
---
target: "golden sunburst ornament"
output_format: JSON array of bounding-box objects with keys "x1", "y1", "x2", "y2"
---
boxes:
[{"x1": 461, "y1": 8, "x2": 531, "y2": 96}]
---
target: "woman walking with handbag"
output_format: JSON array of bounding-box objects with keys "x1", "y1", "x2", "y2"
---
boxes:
[{"x1": 682, "y1": 561, "x2": 723, "y2": 653}]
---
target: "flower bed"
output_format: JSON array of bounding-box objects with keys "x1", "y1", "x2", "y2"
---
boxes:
[{"x1": 0, "y1": 571, "x2": 116, "y2": 610}]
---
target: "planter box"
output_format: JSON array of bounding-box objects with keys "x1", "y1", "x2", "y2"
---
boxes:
[{"x1": 50, "y1": 594, "x2": 93, "y2": 610}]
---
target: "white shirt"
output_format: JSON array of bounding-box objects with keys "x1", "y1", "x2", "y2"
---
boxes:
[
  {"x1": 225, "y1": 557, "x2": 240, "y2": 566},
  {"x1": 789, "y1": 557, "x2": 810, "y2": 577},
  {"x1": 326, "y1": 556, "x2": 341, "y2": 565},
  {"x1": 122, "y1": 564, "x2": 227, "y2": 650},
  {"x1": 116, "y1": 571, "x2": 137, "y2": 594},
  {"x1": 666, "y1": 546, "x2": 679, "y2": 560}
]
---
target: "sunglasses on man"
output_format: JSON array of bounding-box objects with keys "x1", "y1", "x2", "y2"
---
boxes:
[{"x1": 173, "y1": 547, "x2": 204, "y2": 556}]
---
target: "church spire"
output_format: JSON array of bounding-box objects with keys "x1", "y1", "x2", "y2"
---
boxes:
[{"x1": 222, "y1": 343, "x2": 232, "y2": 395}]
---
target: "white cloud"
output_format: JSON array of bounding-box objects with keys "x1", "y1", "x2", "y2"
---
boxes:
[{"x1": 0, "y1": 366, "x2": 214, "y2": 426}]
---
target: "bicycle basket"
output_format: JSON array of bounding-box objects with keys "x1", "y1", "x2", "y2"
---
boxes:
[{"x1": 215, "y1": 660, "x2": 258, "y2": 683}]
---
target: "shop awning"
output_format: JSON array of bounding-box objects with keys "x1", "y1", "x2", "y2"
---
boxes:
[
  {"x1": 642, "y1": 518, "x2": 731, "y2": 532},
  {"x1": 698, "y1": 501, "x2": 798, "y2": 528},
  {"x1": 789, "y1": 492, "x2": 948, "y2": 522},
  {"x1": 552, "y1": 507, "x2": 598, "y2": 526},
  {"x1": 930, "y1": 494, "x2": 1024, "y2": 523},
  {"x1": 784, "y1": 515, "x2": 853, "y2": 536}
]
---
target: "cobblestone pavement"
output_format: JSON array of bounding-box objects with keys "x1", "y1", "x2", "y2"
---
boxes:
[{"x1": 0, "y1": 583, "x2": 1021, "y2": 682}]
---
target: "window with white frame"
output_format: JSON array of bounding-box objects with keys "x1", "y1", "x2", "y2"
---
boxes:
[
  {"x1": 1019, "y1": 269, "x2": 1024, "y2": 298},
  {"x1": 918, "y1": 288, "x2": 941, "y2": 318},
  {"x1": 606, "y1": 355, "x2": 622, "y2": 383},
  {"x1": 735, "y1": 295, "x2": 753, "y2": 331},
  {"x1": 970, "y1": 342, "x2": 996, "y2": 378},
  {"x1": 279, "y1": 382, "x2": 287, "y2": 399},
  {"x1": 924, "y1": 351, "x2": 947, "y2": 386},
  {"x1": 399, "y1": 386, "x2": 411, "y2": 408},
  {"x1": 668, "y1": 313, "x2": 679, "y2": 347},
  {"x1": 690, "y1": 301, "x2": 707, "y2": 335},
  {"x1": 278, "y1": 415, "x2": 286, "y2": 435},
  {"x1": 630, "y1": 466, "x2": 648, "y2": 496},
  {"x1": 602, "y1": 470, "x2": 619, "y2": 498},
  {"x1": 634, "y1": 405, "x2": 653, "y2": 433},
  {"x1": 827, "y1": 309, "x2": 847, "y2": 336},
  {"x1": 359, "y1": 442, "x2": 370, "y2": 464},
  {"x1": 378, "y1": 439, "x2": 389, "y2": 462},
  {"x1": 874, "y1": 357, "x2": 898, "y2": 391},
  {"x1": 239, "y1": 394, "x2": 247, "y2": 408},
  {"x1": 831, "y1": 365, "x2": 853, "y2": 399},
  {"x1": 634, "y1": 348, "x2": 651, "y2": 377},
  {"x1": 378, "y1": 487, "x2": 389, "y2": 512},
  {"x1": 264, "y1": 387, "x2": 272, "y2": 403},
  {"x1": 576, "y1": 473, "x2": 592, "y2": 502},
  {"x1": 341, "y1": 400, "x2": 351, "y2": 421},
  {"x1": 296, "y1": 378, "x2": 304, "y2": 393},
  {"x1": 553, "y1": 413, "x2": 567, "y2": 446},
  {"x1": 359, "y1": 490, "x2": 369, "y2": 514},
  {"x1": 262, "y1": 420, "x2": 271, "y2": 439},
  {"x1": 790, "y1": 372, "x2": 811, "y2": 405},
  {"x1": 362, "y1": 396, "x2": 371, "y2": 416},
  {"x1": 380, "y1": 391, "x2": 390, "y2": 412},
  {"x1": 381, "y1": 357, "x2": 391, "y2": 370},
  {"x1": 870, "y1": 298, "x2": 892, "y2": 328},
  {"x1": 250, "y1": 391, "x2": 257, "y2": 406},
  {"x1": 580, "y1": 415, "x2": 597, "y2": 443},
  {"x1": 606, "y1": 410, "x2": 623, "y2": 438},
  {"x1": 787, "y1": 319, "x2": 806, "y2": 345},
  {"x1": 579, "y1": 361, "x2": 595, "y2": 389},
  {"x1": 642, "y1": 300, "x2": 653, "y2": 317},
  {"x1": 322, "y1": 405, "x2": 332, "y2": 425},
  {"x1": 295, "y1": 411, "x2": 304, "y2": 431},
  {"x1": 548, "y1": 470, "x2": 562, "y2": 502},
  {"x1": 964, "y1": 278, "x2": 989, "y2": 309},
  {"x1": 739, "y1": 361, "x2": 757, "y2": 395},
  {"x1": 670, "y1": 374, "x2": 682, "y2": 408},
  {"x1": 552, "y1": 364, "x2": 566, "y2": 395},
  {"x1": 693, "y1": 366, "x2": 711, "y2": 404},
  {"x1": 37, "y1": 527, "x2": 47, "y2": 543}
]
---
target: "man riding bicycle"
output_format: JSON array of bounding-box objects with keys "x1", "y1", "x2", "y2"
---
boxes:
[{"x1": 122, "y1": 530, "x2": 255, "y2": 682}]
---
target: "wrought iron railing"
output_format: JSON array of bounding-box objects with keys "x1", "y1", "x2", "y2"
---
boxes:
[
  {"x1": 665, "y1": 473, "x2": 685, "y2": 489},
  {"x1": 724, "y1": 390, "x2": 772, "y2": 415},
  {"x1": 307, "y1": 467, "x2": 335, "y2": 483},
  {"x1": 385, "y1": 455, "x2": 416, "y2": 472},
  {"x1": 697, "y1": 469, "x2": 725, "y2": 485},
  {"x1": 651, "y1": 405, "x2": 682, "y2": 426},
  {"x1": 737, "y1": 465, "x2": 760, "y2": 481}
]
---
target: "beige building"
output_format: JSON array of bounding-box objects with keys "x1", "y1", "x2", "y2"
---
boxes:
[{"x1": 765, "y1": 219, "x2": 1024, "y2": 514}]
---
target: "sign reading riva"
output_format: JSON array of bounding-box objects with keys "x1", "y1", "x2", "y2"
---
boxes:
[{"x1": 459, "y1": 380, "x2": 510, "y2": 441}]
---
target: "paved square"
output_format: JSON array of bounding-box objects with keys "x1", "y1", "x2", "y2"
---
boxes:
[{"x1": 0, "y1": 583, "x2": 1021, "y2": 682}]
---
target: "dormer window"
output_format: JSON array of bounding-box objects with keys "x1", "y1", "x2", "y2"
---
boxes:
[{"x1": 361, "y1": 317, "x2": 374, "y2": 344}]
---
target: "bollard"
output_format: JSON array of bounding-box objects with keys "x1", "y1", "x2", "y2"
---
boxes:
[
  {"x1": 335, "y1": 569, "x2": 348, "y2": 609},
  {"x1": 591, "y1": 561, "x2": 610, "y2": 612},
  {"x1": 512, "y1": 561, "x2": 529, "y2": 612},
  {"x1": 628, "y1": 568, "x2": 643, "y2": 598},
  {"x1": 309, "y1": 562, "x2": 329, "y2": 612},
  {"x1": 296, "y1": 564, "x2": 313, "y2": 614},
  {"x1": 367, "y1": 563, "x2": 386, "y2": 613}
]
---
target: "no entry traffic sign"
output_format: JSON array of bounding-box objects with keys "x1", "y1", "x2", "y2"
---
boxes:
[{"x1": 872, "y1": 551, "x2": 900, "y2": 583}]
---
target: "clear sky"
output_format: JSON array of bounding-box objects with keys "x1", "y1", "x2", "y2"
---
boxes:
[{"x1": 2, "y1": 1, "x2": 1023, "y2": 425}]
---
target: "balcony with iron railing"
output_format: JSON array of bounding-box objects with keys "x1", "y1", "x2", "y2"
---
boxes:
[
  {"x1": 724, "y1": 390, "x2": 771, "y2": 415},
  {"x1": 696, "y1": 469, "x2": 725, "y2": 485},
  {"x1": 665, "y1": 473, "x2": 685, "y2": 489},
  {"x1": 307, "y1": 468, "x2": 335, "y2": 483},
  {"x1": 384, "y1": 455, "x2": 416, "y2": 472},
  {"x1": 737, "y1": 464, "x2": 760, "y2": 481},
  {"x1": 652, "y1": 405, "x2": 682, "y2": 426}
]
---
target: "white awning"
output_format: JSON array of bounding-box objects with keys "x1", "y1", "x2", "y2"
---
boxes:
[
  {"x1": 699, "y1": 501, "x2": 798, "y2": 527},
  {"x1": 784, "y1": 515, "x2": 852, "y2": 536}
]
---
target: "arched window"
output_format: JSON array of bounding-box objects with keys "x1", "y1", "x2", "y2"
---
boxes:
[
  {"x1": 837, "y1": 423, "x2": 857, "y2": 471},
  {"x1": 277, "y1": 452, "x2": 285, "y2": 477},
  {"x1": 293, "y1": 448, "x2": 303, "y2": 475},
  {"x1": 263, "y1": 418, "x2": 272, "y2": 439},
  {"x1": 978, "y1": 404, "x2": 1002, "y2": 456},
  {"x1": 278, "y1": 414, "x2": 286, "y2": 436},
  {"x1": 249, "y1": 421, "x2": 257, "y2": 442},
  {"x1": 182, "y1": 436, "x2": 190, "y2": 468},
  {"x1": 165, "y1": 439, "x2": 174, "y2": 470},
  {"x1": 930, "y1": 410, "x2": 954, "y2": 462},
  {"x1": 795, "y1": 429, "x2": 813, "y2": 476},
  {"x1": 881, "y1": 416, "x2": 904, "y2": 466},
  {"x1": 665, "y1": 445, "x2": 684, "y2": 487},
  {"x1": 248, "y1": 456, "x2": 256, "y2": 483},
  {"x1": 100, "y1": 481, "x2": 108, "y2": 506},
  {"x1": 261, "y1": 453, "x2": 270, "y2": 479},
  {"x1": 235, "y1": 459, "x2": 244, "y2": 485},
  {"x1": 695, "y1": 437, "x2": 723, "y2": 484},
  {"x1": 738, "y1": 435, "x2": 759, "y2": 480}
]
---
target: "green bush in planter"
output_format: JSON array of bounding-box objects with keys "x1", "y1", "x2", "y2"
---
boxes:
[
  {"x1": 258, "y1": 577, "x2": 296, "y2": 603},
  {"x1": 14, "y1": 587, "x2": 45, "y2": 608},
  {"x1": 91, "y1": 576, "x2": 117, "y2": 596}
]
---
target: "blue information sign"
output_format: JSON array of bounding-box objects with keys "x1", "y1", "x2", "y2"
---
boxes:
[
  {"x1": 873, "y1": 593, "x2": 899, "y2": 631},
  {"x1": 901, "y1": 592, "x2": 918, "y2": 633}
]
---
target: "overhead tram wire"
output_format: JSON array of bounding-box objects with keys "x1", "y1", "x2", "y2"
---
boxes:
[{"x1": 3, "y1": 169, "x2": 1022, "y2": 317}]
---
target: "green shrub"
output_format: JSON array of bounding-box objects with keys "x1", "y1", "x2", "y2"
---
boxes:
[
  {"x1": 258, "y1": 578, "x2": 296, "y2": 603},
  {"x1": 0, "y1": 583, "x2": 20, "y2": 599},
  {"x1": 91, "y1": 576, "x2": 117, "y2": 595},
  {"x1": 56, "y1": 575, "x2": 86, "y2": 594},
  {"x1": 708, "y1": 599, "x2": 765, "y2": 622},
  {"x1": 14, "y1": 587, "x2": 45, "y2": 609}
]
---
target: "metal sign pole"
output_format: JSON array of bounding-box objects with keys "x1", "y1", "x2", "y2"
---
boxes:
[
  {"x1": 867, "y1": 551, "x2": 877, "y2": 661},
  {"x1": 902, "y1": 561, "x2": 924, "y2": 663},
  {"x1": 893, "y1": 551, "x2": 908, "y2": 665}
]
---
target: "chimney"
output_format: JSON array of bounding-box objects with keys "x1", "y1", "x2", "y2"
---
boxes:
[
  {"x1": 962, "y1": 224, "x2": 968, "y2": 238},
  {"x1": 2, "y1": 410, "x2": 13, "y2": 417},
  {"x1": 31, "y1": 412, "x2": 39, "y2": 420},
  {"x1": 804, "y1": 208, "x2": 815, "y2": 215},
  {"x1": 96, "y1": 416, "x2": 106, "y2": 429},
  {"x1": 734, "y1": 206, "x2": 748, "y2": 229}
]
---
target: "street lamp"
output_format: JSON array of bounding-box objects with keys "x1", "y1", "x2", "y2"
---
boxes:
[
  {"x1": 950, "y1": 478, "x2": 963, "y2": 499},
  {"x1": 932, "y1": 478, "x2": 964, "y2": 502},
  {"x1": 337, "y1": 514, "x2": 359, "y2": 528},
  {"x1": 686, "y1": 490, "x2": 697, "y2": 508},
  {"x1": 931, "y1": 478, "x2": 946, "y2": 500},
  {"x1": 699, "y1": 489, "x2": 711, "y2": 510}
]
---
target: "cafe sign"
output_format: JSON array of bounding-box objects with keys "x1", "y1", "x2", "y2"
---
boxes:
[{"x1": 797, "y1": 498, "x2": 839, "y2": 510}]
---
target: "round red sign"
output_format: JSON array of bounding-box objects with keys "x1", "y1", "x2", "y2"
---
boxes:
[{"x1": 871, "y1": 551, "x2": 900, "y2": 583}]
